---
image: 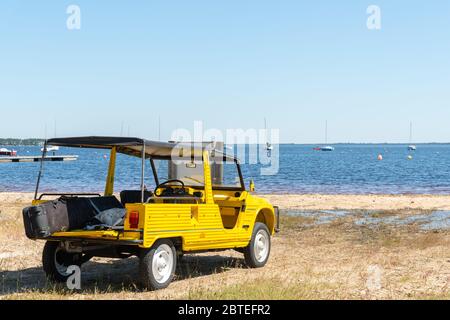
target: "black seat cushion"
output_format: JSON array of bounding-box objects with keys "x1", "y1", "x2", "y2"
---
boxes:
[{"x1": 120, "y1": 190, "x2": 153, "y2": 206}]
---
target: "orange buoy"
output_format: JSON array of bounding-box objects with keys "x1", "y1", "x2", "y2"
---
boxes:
[{"x1": 377, "y1": 154, "x2": 383, "y2": 161}]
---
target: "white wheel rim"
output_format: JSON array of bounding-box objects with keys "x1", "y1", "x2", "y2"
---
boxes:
[
  {"x1": 54, "y1": 247, "x2": 70, "y2": 276},
  {"x1": 254, "y1": 230, "x2": 269, "y2": 263},
  {"x1": 152, "y1": 244, "x2": 174, "y2": 284}
]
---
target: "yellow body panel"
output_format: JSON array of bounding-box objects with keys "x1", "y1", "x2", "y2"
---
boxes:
[{"x1": 120, "y1": 191, "x2": 274, "y2": 250}]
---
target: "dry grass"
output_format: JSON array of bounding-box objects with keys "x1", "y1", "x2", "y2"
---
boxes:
[
  {"x1": 1, "y1": 193, "x2": 449, "y2": 300},
  {"x1": 186, "y1": 277, "x2": 341, "y2": 300}
]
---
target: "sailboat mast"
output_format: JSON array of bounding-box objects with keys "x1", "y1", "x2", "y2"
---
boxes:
[
  {"x1": 409, "y1": 122, "x2": 413, "y2": 143},
  {"x1": 325, "y1": 120, "x2": 328, "y2": 145}
]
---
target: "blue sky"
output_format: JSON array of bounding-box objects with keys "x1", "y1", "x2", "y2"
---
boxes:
[{"x1": 0, "y1": 1, "x2": 449, "y2": 143}]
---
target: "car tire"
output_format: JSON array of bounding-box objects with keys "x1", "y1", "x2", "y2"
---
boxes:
[
  {"x1": 139, "y1": 239, "x2": 177, "y2": 291},
  {"x1": 244, "y1": 222, "x2": 271, "y2": 268},
  {"x1": 177, "y1": 251, "x2": 185, "y2": 261},
  {"x1": 42, "y1": 241, "x2": 82, "y2": 283}
]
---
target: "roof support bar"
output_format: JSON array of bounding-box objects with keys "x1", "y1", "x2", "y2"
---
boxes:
[
  {"x1": 141, "y1": 142, "x2": 146, "y2": 203},
  {"x1": 104, "y1": 147, "x2": 117, "y2": 196},
  {"x1": 202, "y1": 150, "x2": 214, "y2": 204},
  {"x1": 34, "y1": 141, "x2": 48, "y2": 200}
]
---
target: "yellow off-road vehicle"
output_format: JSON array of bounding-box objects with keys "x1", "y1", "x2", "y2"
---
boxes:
[{"x1": 23, "y1": 137, "x2": 279, "y2": 290}]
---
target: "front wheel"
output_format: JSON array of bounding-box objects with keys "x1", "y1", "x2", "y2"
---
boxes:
[
  {"x1": 42, "y1": 241, "x2": 82, "y2": 283},
  {"x1": 139, "y1": 239, "x2": 177, "y2": 291},
  {"x1": 244, "y1": 223, "x2": 271, "y2": 268}
]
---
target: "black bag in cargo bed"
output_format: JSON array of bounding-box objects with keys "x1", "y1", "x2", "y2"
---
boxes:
[{"x1": 22, "y1": 196, "x2": 123, "y2": 239}]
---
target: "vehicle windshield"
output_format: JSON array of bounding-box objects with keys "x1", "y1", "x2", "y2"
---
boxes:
[
  {"x1": 212, "y1": 160, "x2": 243, "y2": 189},
  {"x1": 152, "y1": 157, "x2": 243, "y2": 190},
  {"x1": 153, "y1": 158, "x2": 204, "y2": 187}
]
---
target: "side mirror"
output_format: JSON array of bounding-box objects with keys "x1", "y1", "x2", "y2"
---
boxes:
[{"x1": 249, "y1": 180, "x2": 255, "y2": 192}]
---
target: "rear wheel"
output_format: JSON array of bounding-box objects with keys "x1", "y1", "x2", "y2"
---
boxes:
[
  {"x1": 42, "y1": 241, "x2": 82, "y2": 283},
  {"x1": 244, "y1": 223, "x2": 271, "y2": 268},
  {"x1": 139, "y1": 239, "x2": 177, "y2": 291}
]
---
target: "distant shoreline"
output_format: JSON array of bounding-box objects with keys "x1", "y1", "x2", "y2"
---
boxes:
[
  {"x1": 2, "y1": 140, "x2": 450, "y2": 146},
  {"x1": 0, "y1": 138, "x2": 44, "y2": 146}
]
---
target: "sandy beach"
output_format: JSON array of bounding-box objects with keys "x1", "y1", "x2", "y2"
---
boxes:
[
  {"x1": 1, "y1": 192, "x2": 449, "y2": 300},
  {"x1": 3, "y1": 192, "x2": 450, "y2": 211}
]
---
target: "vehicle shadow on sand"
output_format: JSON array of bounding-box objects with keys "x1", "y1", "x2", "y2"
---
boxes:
[{"x1": 0, "y1": 254, "x2": 245, "y2": 296}]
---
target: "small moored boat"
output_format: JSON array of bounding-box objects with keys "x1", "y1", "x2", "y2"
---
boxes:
[
  {"x1": 41, "y1": 146, "x2": 60, "y2": 153},
  {"x1": 315, "y1": 121, "x2": 335, "y2": 152},
  {"x1": 264, "y1": 118, "x2": 273, "y2": 151},
  {"x1": 407, "y1": 122, "x2": 417, "y2": 151},
  {"x1": 0, "y1": 148, "x2": 17, "y2": 156},
  {"x1": 320, "y1": 146, "x2": 335, "y2": 152}
]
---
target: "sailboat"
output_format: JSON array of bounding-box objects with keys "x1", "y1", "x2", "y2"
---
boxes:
[
  {"x1": 315, "y1": 121, "x2": 334, "y2": 151},
  {"x1": 41, "y1": 146, "x2": 60, "y2": 153},
  {"x1": 408, "y1": 122, "x2": 416, "y2": 151},
  {"x1": 41, "y1": 121, "x2": 60, "y2": 153},
  {"x1": 264, "y1": 118, "x2": 273, "y2": 151}
]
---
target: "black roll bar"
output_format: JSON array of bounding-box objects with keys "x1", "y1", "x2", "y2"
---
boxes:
[
  {"x1": 141, "y1": 142, "x2": 146, "y2": 203},
  {"x1": 34, "y1": 141, "x2": 48, "y2": 200}
]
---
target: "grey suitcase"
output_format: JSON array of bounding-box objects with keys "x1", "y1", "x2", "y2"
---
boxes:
[
  {"x1": 23, "y1": 196, "x2": 124, "y2": 239},
  {"x1": 22, "y1": 197, "x2": 96, "y2": 239}
]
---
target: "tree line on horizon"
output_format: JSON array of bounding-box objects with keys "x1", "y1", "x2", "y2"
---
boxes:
[{"x1": 0, "y1": 138, "x2": 44, "y2": 146}]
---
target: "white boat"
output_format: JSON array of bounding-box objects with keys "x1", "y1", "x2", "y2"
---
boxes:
[
  {"x1": 320, "y1": 146, "x2": 335, "y2": 152},
  {"x1": 41, "y1": 121, "x2": 60, "y2": 153},
  {"x1": 408, "y1": 122, "x2": 416, "y2": 151},
  {"x1": 0, "y1": 148, "x2": 17, "y2": 156},
  {"x1": 264, "y1": 118, "x2": 273, "y2": 151},
  {"x1": 41, "y1": 145, "x2": 60, "y2": 153},
  {"x1": 317, "y1": 121, "x2": 334, "y2": 152}
]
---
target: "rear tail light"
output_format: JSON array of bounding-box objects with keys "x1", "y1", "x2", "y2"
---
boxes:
[{"x1": 129, "y1": 211, "x2": 139, "y2": 229}]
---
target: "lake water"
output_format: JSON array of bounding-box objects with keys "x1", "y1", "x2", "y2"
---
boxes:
[{"x1": 1, "y1": 144, "x2": 450, "y2": 194}]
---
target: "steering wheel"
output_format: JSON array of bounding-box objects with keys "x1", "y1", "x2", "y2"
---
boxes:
[{"x1": 154, "y1": 179, "x2": 185, "y2": 197}]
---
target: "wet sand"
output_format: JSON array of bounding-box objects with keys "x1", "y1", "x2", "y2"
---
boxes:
[{"x1": 262, "y1": 194, "x2": 450, "y2": 211}]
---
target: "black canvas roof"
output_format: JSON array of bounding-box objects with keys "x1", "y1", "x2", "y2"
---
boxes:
[
  {"x1": 47, "y1": 136, "x2": 166, "y2": 149},
  {"x1": 46, "y1": 136, "x2": 234, "y2": 160}
]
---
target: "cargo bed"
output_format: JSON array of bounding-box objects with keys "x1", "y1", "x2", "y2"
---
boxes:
[{"x1": 48, "y1": 229, "x2": 143, "y2": 245}]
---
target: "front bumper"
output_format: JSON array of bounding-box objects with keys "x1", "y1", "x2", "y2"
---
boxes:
[{"x1": 274, "y1": 206, "x2": 280, "y2": 233}]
